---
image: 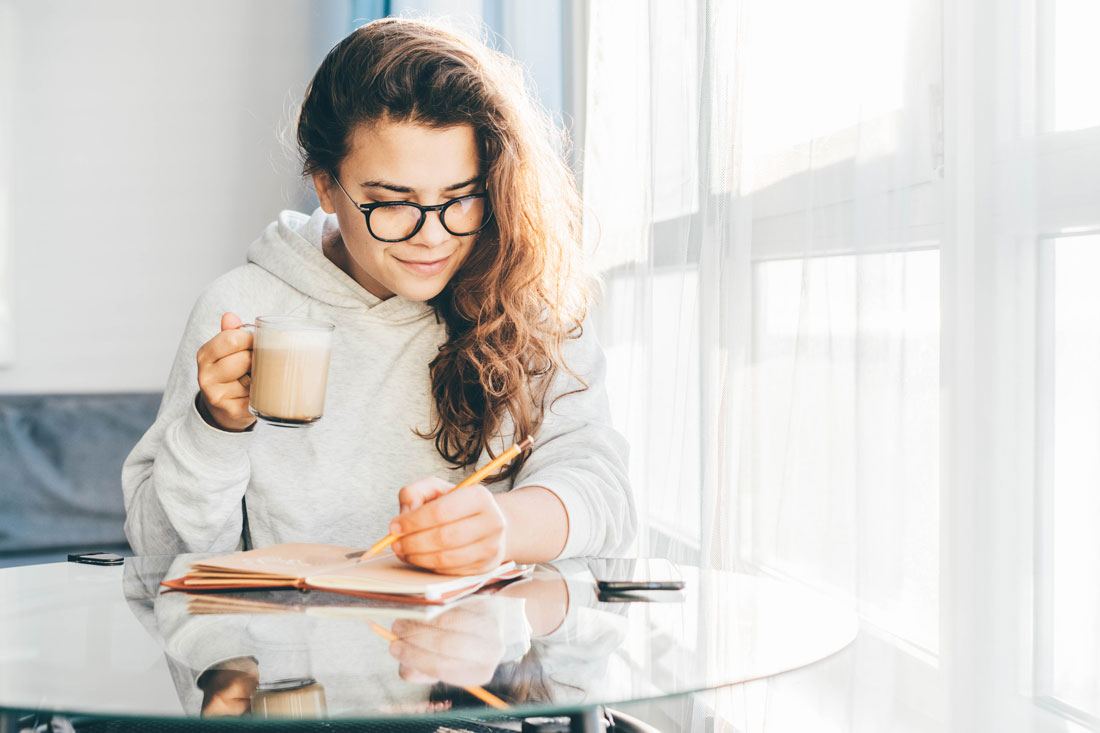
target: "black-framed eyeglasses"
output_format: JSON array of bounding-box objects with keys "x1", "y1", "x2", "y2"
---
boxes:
[{"x1": 330, "y1": 174, "x2": 493, "y2": 243}]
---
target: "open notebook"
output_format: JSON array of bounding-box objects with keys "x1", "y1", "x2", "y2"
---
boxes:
[{"x1": 161, "y1": 542, "x2": 530, "y2": 605}]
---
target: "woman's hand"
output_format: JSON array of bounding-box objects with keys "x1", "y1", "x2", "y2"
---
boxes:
[
  {"x1": 195, "y1": 312, "x2": 255, "y2": 432},
  {"x1": 390, "y1": 477, "x2": 509, "y2": 575},
  {"x1": 386, "y1": 601, "x2": 506, "y2": 687}
]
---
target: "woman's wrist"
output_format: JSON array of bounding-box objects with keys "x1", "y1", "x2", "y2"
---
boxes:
[
  {"x1": 494, "y1": 485, "x2": 569, "y2": 564},
  {"x1": 194, "y1": 392, "x2": 255, "y2": 433}
]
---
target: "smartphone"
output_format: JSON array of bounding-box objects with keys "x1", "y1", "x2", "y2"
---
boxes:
[
  {"x1": 597, "y1": 588, "x2": 685, "y2": 603},
  {"x1": 588, "y1": 558, "x2": 684, "y2": 592},
  {"x1": 67, "y1": 551, "x2": 125, "y2": 566}
]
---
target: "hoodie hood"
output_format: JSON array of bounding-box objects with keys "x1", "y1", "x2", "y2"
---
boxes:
[{"x1": 246, "y1": 208, "x2": 434, "y2": 325}]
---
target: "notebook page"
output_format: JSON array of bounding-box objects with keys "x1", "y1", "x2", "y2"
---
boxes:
[
  {"x1": 188, "y1": 543, "x2": 364, "y2": 579},
  {"x1": 306, "y1": 555, "x2": 518, "y2": 600}
]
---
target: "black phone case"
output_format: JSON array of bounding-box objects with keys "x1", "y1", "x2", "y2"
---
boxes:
[
  {"x1": 595, "y1": 579, "x2": 685, "y2": 591},
  {"x1": 67, "y1": 552, "x2": 125, "y2": 566}
]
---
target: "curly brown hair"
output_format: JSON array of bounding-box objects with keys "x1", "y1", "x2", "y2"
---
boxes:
[{"x1": 297, "y1": 18, "x2": 592, "y2": 481}]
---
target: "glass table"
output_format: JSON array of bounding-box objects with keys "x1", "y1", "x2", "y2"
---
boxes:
[{"x1": 0, "y1": 555, "x2": 857, "y2": 731}]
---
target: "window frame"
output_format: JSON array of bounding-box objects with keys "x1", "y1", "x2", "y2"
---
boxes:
[{"x1": 1030, "y1": 5, "x2": 1100, "y2": 721}]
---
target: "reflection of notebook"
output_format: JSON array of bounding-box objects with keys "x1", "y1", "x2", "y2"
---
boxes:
[
  {"x1": 184, "y1": 588, "x2": 452, "y2": 620},
  {"x1": 161, "y1": 543, "x2": 529, "y2": 605}
]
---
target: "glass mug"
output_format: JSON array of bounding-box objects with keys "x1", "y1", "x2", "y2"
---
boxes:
[
  {"x1": 251, "y1": 678, "x2": 327, "y2": 718},
  {"x1": 244, "y1": 316, "x2": 335, "y2": 428}
]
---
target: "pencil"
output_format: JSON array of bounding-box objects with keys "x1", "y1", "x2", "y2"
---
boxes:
[
  {"x1": 366, "y1": 620, "x2": 510, "y2": 710},
  {"x1": 365, "y1": 436, "x2": 535, "y2": 558}
]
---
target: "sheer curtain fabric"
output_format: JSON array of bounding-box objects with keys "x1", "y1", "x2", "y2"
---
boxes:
[{"x1": 581, "y1": 0, "x2": 1100, "y2": 730}]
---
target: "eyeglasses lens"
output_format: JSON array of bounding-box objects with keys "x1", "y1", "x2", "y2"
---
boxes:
[
  {"x1": 441, "y1": 196, "x2": 486, "y2": 236},
  {"x1": 369, "y1": 204, "x2": 423, "y2": 241}
]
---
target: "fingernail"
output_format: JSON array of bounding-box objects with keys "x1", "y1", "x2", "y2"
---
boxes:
[
  {"x1": 389, "y1": 522, "x2": 401, "y2": 535},
  {"x1": 392, "y1": 541, "x2": 403, "y2": 555}
]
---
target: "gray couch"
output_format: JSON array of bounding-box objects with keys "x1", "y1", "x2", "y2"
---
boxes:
[{"x1": 0, "y1": 393, "x2": 161, "y2": 568}]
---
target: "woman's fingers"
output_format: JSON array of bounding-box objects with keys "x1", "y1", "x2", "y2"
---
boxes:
[
  {"x1": 393, "y1": 484, "x2": 496, "y2": 536},
  {"x1": 391, "y1": 623, "x2": 493, "y2": 661},
  {"x1": 397, "y1": 476, "x2": 455, "y2": 515},
  {"x1": 195, "y1": 316, "x2": 255, "y2": 431},
  {"x1": 389, "y1": 631, "x2": 503, "y2": 687},
  {"x1": 389, "y1": 483, "x2": 508, "y2": 573},
  {"x1": 198, "y1": 349, "x2": 253, "y2": 409},
  {"x1": 196, "y1": 327, "x2": 253, "y2": 369},
  {"x1": 392, "y1": 605, "x2": 494, "y2": 639},
  {"x1": 221, "y1": 312, "x2": 243, "y2": 331},
  {"x1": 395, "y1": 510, "x2": 502, "y2": 558},
  {"x1": 396, "y1": 664, "x2": 438, "y2": 685},
  {"x1": 399, "y1": 534, "x2": 505, "y2": 575},
  {"x1": 206, "y1": 349, "x2": 253, "y2": 386}
]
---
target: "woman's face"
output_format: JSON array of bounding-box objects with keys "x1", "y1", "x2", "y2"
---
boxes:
[{"x1": 314, "y1": 120, "x2": 484, "y2": 302}]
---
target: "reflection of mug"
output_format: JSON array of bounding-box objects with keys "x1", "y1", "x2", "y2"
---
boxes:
[
  {"x1": 251, "y1": 678, "x2": 327, "y2": 719},
  {"x1": 246, "y1": 316, "x2": 335, "y2": 427}
]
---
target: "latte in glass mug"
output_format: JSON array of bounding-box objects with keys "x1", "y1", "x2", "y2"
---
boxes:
[
  {"x1": 251, "y1": 678, "x2": 327, "y2": 718},
  {"x1": 247, "y1": 316, "x2": 335, "y2": 427}
]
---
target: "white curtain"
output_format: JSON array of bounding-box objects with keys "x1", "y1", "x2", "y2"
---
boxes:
[{"x1": 582, "y1": 0, "x2": 1100, "y2": 730}]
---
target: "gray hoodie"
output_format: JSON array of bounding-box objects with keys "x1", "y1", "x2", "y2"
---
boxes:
[{"x1": 122, "y1": 208, "x2": 636, "y2": 559}]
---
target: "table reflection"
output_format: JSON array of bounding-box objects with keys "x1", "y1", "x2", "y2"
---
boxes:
[
  {"x1": 122, "y1": 554, "x2": 627, "y2": 720},
  {"x1": 0, "y1": 554, "x2": 856, "y2": 724}
]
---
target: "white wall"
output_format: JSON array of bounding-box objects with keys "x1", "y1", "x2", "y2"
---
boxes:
[{"x1": 0, "y1": 0, "x2": 348, "y2": 393}]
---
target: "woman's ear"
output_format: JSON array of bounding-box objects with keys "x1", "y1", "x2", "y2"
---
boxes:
[{"x1": 313, "y1": 171, "x2": 337, "y2": 214}]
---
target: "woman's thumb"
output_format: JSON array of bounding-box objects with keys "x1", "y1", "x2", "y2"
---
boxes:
[{"x1": 221, "y1": 312, "x2": 243, "y2": 331}]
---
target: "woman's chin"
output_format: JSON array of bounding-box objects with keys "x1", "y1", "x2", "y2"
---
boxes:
[{"x1": 390, "y1": 279, "x2": 449, "y2": 303}]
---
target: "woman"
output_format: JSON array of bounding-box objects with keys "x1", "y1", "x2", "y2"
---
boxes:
[{"x1": 122, "y1": 18, "x2": 635, "y2": 573}]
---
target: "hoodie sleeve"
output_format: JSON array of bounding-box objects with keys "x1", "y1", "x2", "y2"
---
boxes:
[
  {"x1": 512, "y1": 322, "x2": 637, "y2": 559},
  {"x1": 121, "y1": 277, "x2": 256, "y2": 556}
]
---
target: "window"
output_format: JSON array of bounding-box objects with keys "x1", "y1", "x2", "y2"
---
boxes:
[
  {"x1": 1033, "y1": 0, "x2": 1100, "y2": 723},
  {"x1": 740, "y1": 0, "x2": 943, "y2": 657},
  {"x1": 1040, "y1": 0, "x2": 1100, "y2": 133},
  {"x1": 585, "y1": 3, "x2": 944, "y2": 636},
  {"x1": 1036, "y1": 232, "x2": 1100, "y2": 727},
  {"x1": 752, "y1": 248, "x2": 940, "y2": 652}
]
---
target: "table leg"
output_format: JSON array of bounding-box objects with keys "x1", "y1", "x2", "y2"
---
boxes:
[
  {"x1": 568, "y1": 705, "x2": 605, "y2": 733},
  {"x1": 0, "y1": 710, "x2": 25, "y2": 733}
]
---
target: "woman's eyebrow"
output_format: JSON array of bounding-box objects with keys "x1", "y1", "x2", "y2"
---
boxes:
[
  {"x1": 360, "y1": 180, "x2": 413, "y2": 194},
  {"x1": 359, "y1": 175, "x2": 481, "y2": 194},
  {"x1": 443, "y1": 175, "x2": 482, "y2": 192}
]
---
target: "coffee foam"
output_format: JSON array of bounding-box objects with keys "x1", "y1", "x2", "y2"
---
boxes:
[{"x1": 254, "y1": 328, "x2": 331, "y2": 350}]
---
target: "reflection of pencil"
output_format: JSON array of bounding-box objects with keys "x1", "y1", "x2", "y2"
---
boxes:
[
  {"x1": 365, "y1": 436, "x2": 535, "y2": 558},
  {"x1": 366, "y1": 621, "x2": 509, "y2": 710}
]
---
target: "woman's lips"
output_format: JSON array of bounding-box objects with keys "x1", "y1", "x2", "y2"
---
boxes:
[{"x1": 394, "y1": 254, "x2": 450, "y2": 276}]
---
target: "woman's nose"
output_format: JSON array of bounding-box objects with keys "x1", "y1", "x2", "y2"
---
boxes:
[{"x1": 414, "y1": 209, "x2": 450, "y2": 246}]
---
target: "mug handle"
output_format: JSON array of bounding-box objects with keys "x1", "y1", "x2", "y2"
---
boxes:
[{"x1": 237, "y1": 324, "x2": 255, "y2": 386}]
